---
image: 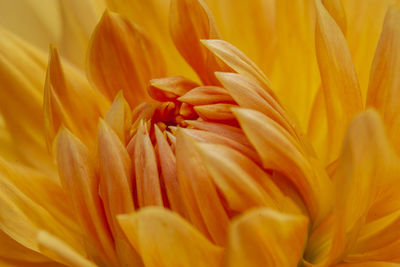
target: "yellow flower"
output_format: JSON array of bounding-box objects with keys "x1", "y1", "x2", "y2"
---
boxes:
[{"x1": 0, "y1": 0, "x2": 400, "y2": 266}]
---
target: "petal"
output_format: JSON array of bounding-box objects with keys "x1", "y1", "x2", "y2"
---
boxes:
[
  {"x1": 44, "y1": 45, "x2": 109, "y2": 147},
  {"x1": 154, "y1": 125, "x2": 187, "y2": 217},
  {"x1": 233, "y1": 108, "x2": 333, "y2": 226},
  {"x1": 37, "y1": 231, "x2": 96, "y2": 267},
  {"x1": 196, "y1": 143, "x2": 299, "y2": 214},
  {"x1": 225, "y1": 208, "x2": 308, "y2": 267},
  {"x1": 170, "y1": 0, "x2": 227, "y2": 84},
  {"x1": 118, "y1": 207, "x2": 224, "y2": 267},
  {"x1": 202, "y1": 39, "x2": 272, "y2": 89},
  {"x1": 148, "y1": 76, "x2": 199, "y2": 102},
  {"x1": 315, "y1": 0, "x2": 363, "y2": 162},
  {"x1": 176, "y1": 129, "x2": 229, "y2": 245},
  {"x1": 367, "y1": 2, "x2": 400, "y2": 153},
  {"x1": 334, "y1": 262, "x2": 400, "y2": 267},
  {"x1": 87, "y1": 10, "x2": 166, "y2": 107},
  {"x1": 0, "y1": 28, "x2": 55, "y2": 175},
  {"x1": 344, "y1": 0, "x2": 394, "y2": 94},
  {"x1": 104, "y1": 92, "x2": 132, "y2": 144},
  {"x1": 97, "y1": 120, "x2": 142, "y2": 266},
  {"x1": 56, "y1": 128, "x2": 118, "y2": 265},
  {"x1": 178, "y1": 85, "x2": 234, "y2": 105},
  {"x1": 134, "y1": 122, "x2": 164, "y2": 207},
  {"x1": 105, "y1": 0, "x2": 195, "y2": 79}
]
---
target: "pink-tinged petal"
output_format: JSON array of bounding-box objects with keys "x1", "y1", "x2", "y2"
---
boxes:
[{"x1": 176, "y1": 130, "x2": 229, "y2": 245}]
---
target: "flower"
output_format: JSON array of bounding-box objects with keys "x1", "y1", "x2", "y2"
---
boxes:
[{"x1": 0, "y1": 0, "x2": 400, "y2": 266}]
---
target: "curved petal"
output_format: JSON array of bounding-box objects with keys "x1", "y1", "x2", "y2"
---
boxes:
[
  {"x1": 87, "y1": 10, "x2": 166, "y2": 107},
  {"x1": 367, "y1": 2, "x2": 400, "y2": 154},
  {"x1": 118, "y1": 207, "x2": 224, "y2": 267},
  {"x1": 315, "y1": 0, "x2": 363, "y2": 163},
  {"x1": 225, "y1": 208, "x2": 308, "y2": 267}
]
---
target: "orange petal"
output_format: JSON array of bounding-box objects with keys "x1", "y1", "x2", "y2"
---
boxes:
[
  {"x1": 233, "y1": 108, "x2": 333, "y2": 226},
  {"x1": 176, "y1": 130, "x2": 229, "y2": 245},
  {"x1": 225, "y1": 208, "x2": 308, "y2": 267},
  {"x1": 367, "y1": 2, "x2": 400, "y2": 154},
  {"x1": 315, "y1": 0, "x2": 363, "y2": 162},
  {"x1": 97, "y1": 119, "x2": 142, "y2": 266},
  {"x1": 334, "y1": 262, "x2": 400, "y2": 267},
  {"x1": 44, "y1": 45, "x2": 108, "y2": 148},
  {"x1": 322, "y1": 0, "x2": 347, "y2": 34},
  {"x1": 154, "y1": 126, "x2": 187, "y2": 217},
  {"x1": 170, "y1": 0, "x2": 226, "y2": 84},
  {"x1": 134, "y1": 122, "x2": 164, "y2": 207},
  {"x1": 56, "y1": 128, "x2": 117, "y2": 265},
  {"x1": 118, "y1": 207, "x2": 224, "y2": 267},
  {"x1": 148, "y1": 76, "x2": 199, "y2": 102},
  {"x1": 178, "y1": 86, "x2": 234, "y2": 105},
  {"x1": 194, "y1": 103, "x2": 236, "y2": 121},
  {"x1": 87, "y1": 10, "x2": 166, "y2": 107},
  {"x1": 104, "y1": 92, "x2": 132, "y2": 144}
]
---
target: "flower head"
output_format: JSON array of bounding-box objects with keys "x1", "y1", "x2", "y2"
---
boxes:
[{"x1": 1, "y1": 0, "x2": 400, "y2": 266}]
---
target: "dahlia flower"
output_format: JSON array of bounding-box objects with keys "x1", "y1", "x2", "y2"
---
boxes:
[{"x1": 0, "y1": 0, "x2": 400, "y2": 266}]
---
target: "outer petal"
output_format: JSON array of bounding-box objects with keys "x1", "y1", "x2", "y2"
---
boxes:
[
  {"x1": 170, "y1": 0, "x2": 227, "y2": 84},
  {"x1": 44, "y1": 45, "x2": 109, "y2": 148},
  {"x1": 233, "y1": 108, "x2": 333, "y2": 227},
  {"x1": 87, "y1": 10, "x2": 166, "y2": 107},
  {"x1": 118, "y1": 207, "x2": 223, "y2": 267},
  {"x1": 367, "y1": 2, "x2": 400, "y2": 153},
  {"x1": 0, "y1": 28, "x2": 55, "y2": 175},
  {"x1": 225, "y1": 208, "x2": 308, "y2": 267},
  {"x1": 315, "y1": 0, "x2": 363, "y2": 162}
]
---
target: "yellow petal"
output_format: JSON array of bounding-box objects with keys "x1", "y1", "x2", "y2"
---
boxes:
[
  {"x1": 0, "y1": 158, "x2": 84, "y2": 258},
  {"x1": 97, "y1": 119, "x2": 142, "y2": 266},
  {"x1": 37, "y1": 231, "x2": 96, "y2": 267},
  {"x1": 225, "y1": 208, "x2": 308, "y2": 267},
  {"x1": 367, "y1": 2, "x2": 400, "y2": 153},
  {"x1": 322, "y1": 0, "x2": 347, "y2": 34},
  {"x1": 202, "y1": 39, "x2": 272, "y2": 89},
  {"x1": 176, "y1": 129, "x2": 229, "y2": 245},
  {"x1": 343, "y1": 0, "x2": 394, "y2": 95},
  {"x1": 170, "y1": 0, "x2": 227, "y2": 84},
  {"x1": 196, "y1": 143, "x2": 298, "y2": 214},
  {"x1": 105, "y1": 0, "x2": 195, "y2": 79},
  {"x1": 233, "y1": 108, "x2": 333, "y2": 226},
  {"x1": 134, "y1": 122, "x2": 164, "y2": 207},
  {"x1": 315, "y1": 0, "x2": 363, "y2": 162},
  {"x1": 44, "y1": 45, "x2": 109, "y2": 148},
  {"x1": 56, "y1": 128, "x2": 118, "y2": 265},
  {"x1": 178, "y1": 85, "x2": 233, "y2": 105},
  {"x1": 104, "y1": 92, "x2": 132, "y2": 144},
  {"x1": 0, "y1": 28, "x2": 55, "y2": 176},
  {"x1": 87, "y1": 10, "x2": 166, "y2": 107},
  {"x1": 118, "y1": 207, "x2": 224, "y2": 267}
]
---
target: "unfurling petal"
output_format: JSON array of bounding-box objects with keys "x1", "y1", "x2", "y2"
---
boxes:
[
  {"x1": 87, "y1": 10, "x2": 166, "y2": 107},
  {"x1": 367, "y1": 2, "x2": 400, "y2": 154},
  {"x1": 225, "y1": 208, "x2": 308, "y2": 267},
  {"x1": 315, "y1": 0, "x2": 363, "y2": 162},
  {"x1": 118, "y1": 207, "x2": 224, "y2": 267}
]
